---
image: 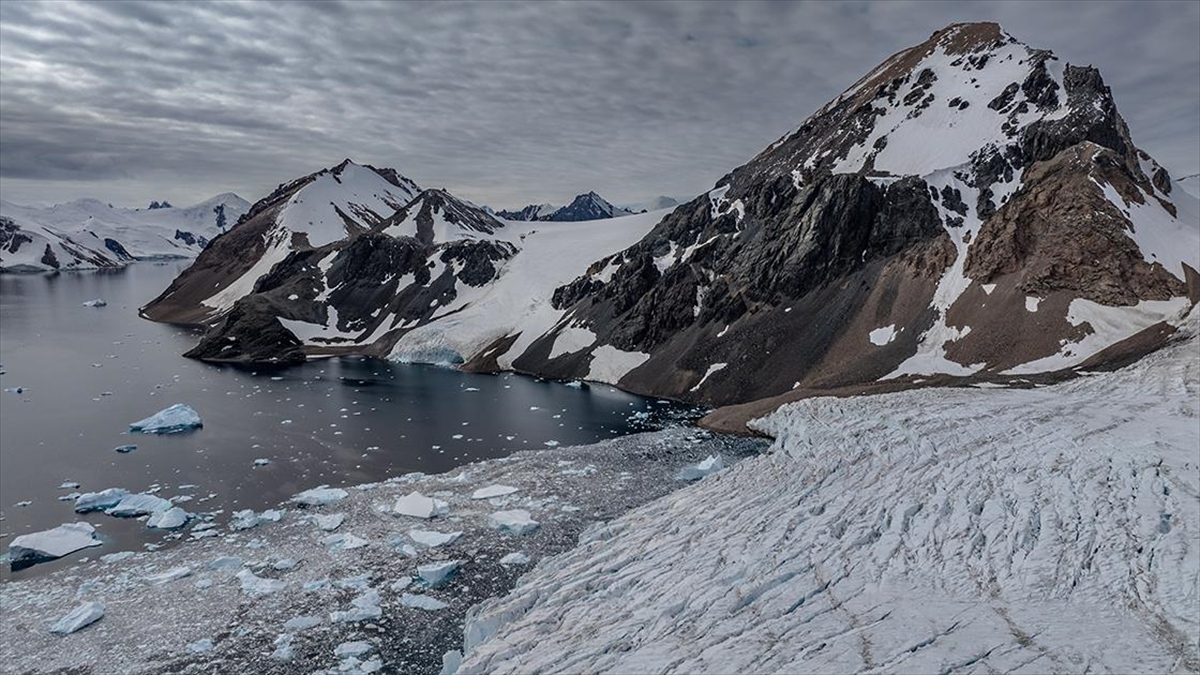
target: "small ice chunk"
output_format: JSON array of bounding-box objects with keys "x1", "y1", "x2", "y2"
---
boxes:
[
  {"x1": 144, "y1": 566, "x2": 192, "y2": 585},
  {"x1": 335, "y1": 641, "x2": 374, "y2": 658},
  {"x1": 393, "y1": 491, "x2": 442, "y2": 519},
  {"x1": 100, "y1": 551, "x2": 135, "y2": 564},
  {"x1": 499, "y1": 552, "x2": 531, "y2": 566},
  {"x1": 291, "y1": 486, "x2": 348, "y2": 506},
  {"x1": 49, "y1": 601, "x2": 104, "y2": 635},
  {"x1": 675, "y1": 454, "x2": 725, "y2": 481},
  {"x1": 283, "y1": 615, "x2": 322, "y2": 632},
  {"x1": 195, "y1": 578, "x2": 214, "y2": 590},
  {"x1": 230, "y1": 509, "x2": 260, "y2": 531},
  {"x1": 487, "y1": 510, "x2": 539, "y2": 536},
  {"x1": 9, "y1": 523, "x2": 102, "y2": 565},
  {"x1": 129, "y1": 403, "x2": 203, "y2": 434},
  {"x1": 236, "y1": 569, "x2": 286, "y2": 596},
  {"x1": 390, "y1": 576, "x2": 413, "y2": 592},
  {"x1": 146, "y1": 507, "x2": 189, "y2": 529},
  {"x1": 417, "y1": 560, "x2": 461, "y2": 587},
  {"x1": 400, "y1": 593, "x2": 448, "y2": 611},
  {"x1": 206, "y1": 555, "x2": 242, "y2": 570},
  {"x1": 113, "y1": 445, "x2": 137, "y2": 453},
  {"x1": 330, "y1": 589, "x2": 382, "y2": 623},
  {"x1": 272, "y1": 558, "x2": 297, "y2": 571},
  {"x1": 253, "y1": 458, "x2": 271, "y2": 466},
  {"x1": 313, "y1": 513, "x2": 345, "y2": 531},
  {"x1": 74, "y1": 488, "x2": 130, "y2": 513},
  {"x1": 259, "y1": 509, "x2": 285, "y2": 522},
  {"x1": 470, "y1": 485, "x2": 520, "y2": 500},
  {"x1": 81, "y1": 299, "x2": 107, "y2": 307},
  {"x1": 441, "y1": 650, "x2": 463, "y2": 675},
  {"x1": 408, "y1": 529, "x2": 462, "y2": 548},
  {"x1": 323, "y1": 533, "x2": 369, "y2": 551},
  {"x1": 106, "y1": 493, "x2": 173, "y2": 517},
  {"x1": 272, "y1": 633, "x2": 294, "y2": 661},
  {"x1": 59, "y1": 481, "x2": 81, "y2": 490},
  {"x1": 188, "y1": 638, "x2": 214, "y2": 653}
]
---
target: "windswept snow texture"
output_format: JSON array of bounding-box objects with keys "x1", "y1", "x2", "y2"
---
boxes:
[
  {"x1": 458, "y1": 311, "x2": 1200, "y2": 674},
  {"x1": 0, "y1": 194, "x2": 249, "y2": 271}
]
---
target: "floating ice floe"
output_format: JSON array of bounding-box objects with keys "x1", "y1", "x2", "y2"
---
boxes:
[
  {"x1": 312, "y1": 513, "x2": 345, "y2": 531},
  {"x1": 330, "y1": 589, "x2": 382, "y2": 623},
  {"x1": 291, "y1": 486, "x2": 348, "y2": 506},
  {"x1": 146, "y1": 507, "x2": 189, "y2": 529},
  {"x1": 49, "y1": 601, "x2": 104, "y2": 635},
  {"x1": 417, "y1": 560, "x2": 461, "y2": 587},
  {"x1": 100, "y1": 551, "x2": 134, "y2": 564},
  {"x1": 272, "y1": 558, "x2": 297, "y2": 571},
  {"x1": 394, "y1": 491, "x2": 448, "y2": 519},
  {"x1": 283, "y1": 615, "x2": 322, "y2": 632},
  {"x1": 675, "y1": 454, "x2": 725, "y2": 481},
  {"x1": 253, "y1": 458, "x2": 271, "y2": 467},
  {"x1": 81, "y1": 299, "x2": 107, "y2": 308},
  {"x1": 487, "y1": 510, "x2": 539, "y2": 536},
  {"x1": 74, "y1": 488, "x2": 130, "y2": 513},
  {"x1": 188, "y1": 638, "x2": 214, "y2": 653},
  {"x1": 106, "y1": 493, "x2": 173, "y2": 517},
  {"x1": 470, "y1": 485, "x2": 520, "y2": 500},
  {"x1": 236, "y1": 568, "x2": 286, "y2": 597},
  {"x1": 390, "y1": 576, "x2": 413, "y2": 592},
  {"x1": 272, "y1": 634, "x2": 295, "y2": 661},
  {"x1": 129, "y1": 403, "x2": 203, "y2": 434},
  {"x1": 409, "y1": 529, "x2": 462, "y2": 548},
  {"x1": 335, "y1": 641, "x2": 374, "y2": 658},
  {"x1": 323, "y1": 533, "x2": 369, "y2": 551},
  {"x1": 230, "y1": 509, "x2": 261, "y2": 531},
  {"x1": 144, "y1": 566, "x2": 192, "y2": 585},
  {"x1": 58, "y1": 481, "x2": 81, "y2": 490},
  {"x1": 9, "y1": 523, "x2": 102, "y2": 565},
  {"x1": 499, "y1": 552, "x2": 531, "y2": 566},
  {"x1": 113, "y1": 445, "x2": 137, "y2": 454},
  {"x1": 400, "y1": 593, "x2": 448, "y2": 611}
]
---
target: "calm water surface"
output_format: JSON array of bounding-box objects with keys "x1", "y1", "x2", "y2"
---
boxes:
[{"x1": 0, "y1": 262, "x2": 688, "y2": 579}]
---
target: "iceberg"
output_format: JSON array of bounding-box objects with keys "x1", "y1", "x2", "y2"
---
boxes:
[
  {"x1": 417, "y1": 560, "x2": 461, "y2": 587},
  {"x1": 9, "y1": 523, "x2": 102, "y2": 565},
  {"x1": 49, "y1": 601, "x2": 104, "y2": 635},
  {"x1": 236, "y1": 569, "x2": 287, "y2": 597},
  {"x1": 330, "y1": 589, "x2": 382, "y2": 623},
  {"x1": 106, "y1": 493, "x2": 172, "y2": 517},
  {"x1": 393, "y1": 491, "x2": 447, "y2": 519},
  {"x1": 146, "y1": 507, "x2": 189, "y2": 529},
  {"x1": 74, "y1": 488, "x2": 130, "y2": 513},
  {"x1": 312, "y1": 513, "x2": 345, "y2": 531},
  {"x1": 291, "y1": 486, "x2": 348, "y2": 506},
  {"x1": 129, "y1": 403, "x2": 203, "y2": 434},
  {"x1": 409, "y1": 529, "x2": 463, "y2": 548},
  {"x1": 400, "y1": 593, "x2": 448, "y2": 611},
  {"x1": 470, "y1": 485, "x2": 520, "y2": 500},
  {"x1": 487, "y1": 509, "x2": 539, "y2": 536},
  {"x1": 675, "y1": 454, "x2": 725, "y2": 481}
]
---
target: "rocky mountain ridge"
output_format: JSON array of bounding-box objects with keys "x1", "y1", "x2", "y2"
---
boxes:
[{"x1": 497, "y1": 192, "x2": 632, "y2": 221}]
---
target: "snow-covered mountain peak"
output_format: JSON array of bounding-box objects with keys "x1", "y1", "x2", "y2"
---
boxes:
[{"x1": 381, "y1": 188, "x2": 505, "y2": 245}]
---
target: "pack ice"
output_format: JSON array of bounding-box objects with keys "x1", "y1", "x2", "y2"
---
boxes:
[
  {"x1": 456, "y1": 310, "x2": 1200, "y2": 674},
  {"x1": 128, "y1": 403, "x2": 203, "y2": 434},
  {"x1": 8, "y1": 523, "x2": 102, "y2": 565}
]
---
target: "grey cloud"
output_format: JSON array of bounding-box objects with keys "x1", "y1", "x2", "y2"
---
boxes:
[{"x1": 0, "y1": 0, "x2": 1196, "y2": 209}]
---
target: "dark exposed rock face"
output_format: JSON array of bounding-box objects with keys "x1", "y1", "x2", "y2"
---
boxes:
[
  {"x1": 184, "y1": 295, "x2": 306, "y2": 364},
  {"x1": 0, "y1": 217, "x2": 32, "y2": 254},
  {"x1": 173, "y1": 230, "x2": 208, "y2": 248},
  {"x1": 104, "y1": 238, "x2": 135, "y2": 261},
  {"x1": 499, "y1": 192, "x2": 630, "y2": 222},
  {"x1": 40, "y1": 244, "x2": 59, "y2": 269}
]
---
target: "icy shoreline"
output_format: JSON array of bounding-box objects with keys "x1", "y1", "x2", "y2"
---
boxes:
[{"x1": 0, "y1": 428, "x2": 765, "y2": 674}]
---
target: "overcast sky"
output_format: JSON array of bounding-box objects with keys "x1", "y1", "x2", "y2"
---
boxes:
[{"x1": 1, "y1": 0, "x2": 1197, "y2": 209}]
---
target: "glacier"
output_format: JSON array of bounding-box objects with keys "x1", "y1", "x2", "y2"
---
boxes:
[{"x1": 455, "y1": 309, "x2": 1200, "y2": 673}]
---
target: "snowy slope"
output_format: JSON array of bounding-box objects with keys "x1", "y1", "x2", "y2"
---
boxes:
[
  {"x1": 456, "y1": 308, "x2": 1200, "y2": 674},
  {"x1": 389, "y1": 208, "x2": 671, "y2": 372},
  {"x1": 0, "y1": 194, "x2": 250, "y2": 272},
  {"x1": 1179, "y1": 173, "x2": 1200, "y2": 199},
  {"x1": 276, "y1": 161, "x2": 418, "y2": 248}
]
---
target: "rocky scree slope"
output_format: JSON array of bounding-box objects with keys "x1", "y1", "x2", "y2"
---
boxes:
[{"x1": 0, "y1": 194, "x2": 249, "y2": 272}]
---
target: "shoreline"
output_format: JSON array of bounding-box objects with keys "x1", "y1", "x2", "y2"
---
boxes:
[{"x1": 0, "y1": 428, "x2": 767, "y2": 674}]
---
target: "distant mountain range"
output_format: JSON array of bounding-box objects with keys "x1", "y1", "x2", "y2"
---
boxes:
[
  {"x1": 497, "y1": 192, "x2": 633, "y2": 221},
  {"x1": 0, "y1": 194, "x2": 250, "y2": 272}
]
